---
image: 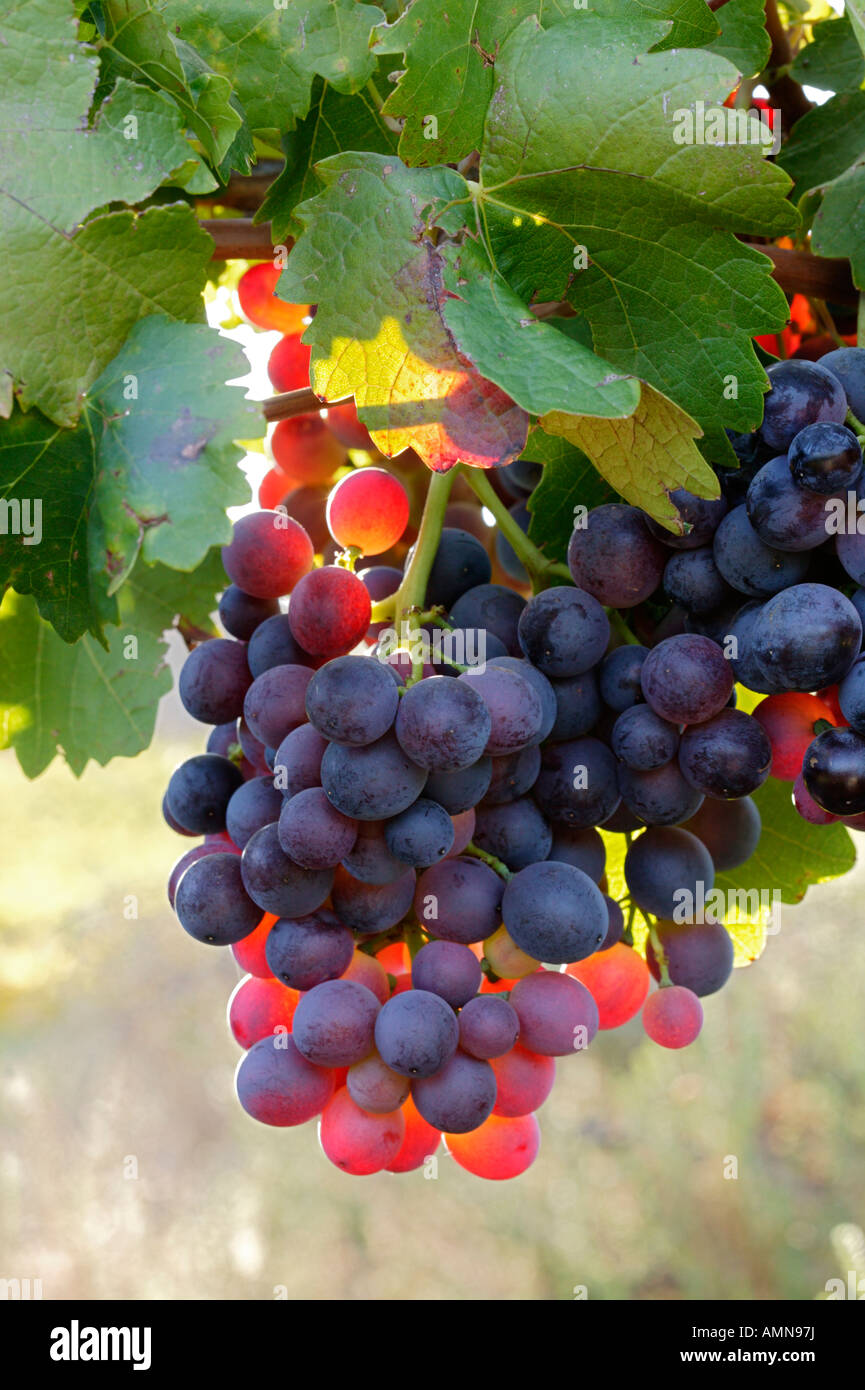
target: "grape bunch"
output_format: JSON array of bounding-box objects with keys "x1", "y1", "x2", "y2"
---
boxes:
[{"x1": 162, "y1": 272, "x2": 865, "y2": 1181}]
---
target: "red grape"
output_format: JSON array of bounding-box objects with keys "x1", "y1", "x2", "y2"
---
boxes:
[
  {"x1": 228, "y1": 974, "x2": 300, "y2": 1049},
  {"x1": 340, "y1": 949, "x2": 390, "y2": 1004},
  {"x1": 324, "y1": 400, "x2": 374, "y2": 450},
  {"x1": 490, "y1": 1043, "x2": 555, "y2": 1116},
  {"x1": 270, "y1": 415, "x2": 345, "y2": 487},
  {"x1": 235, "y1": 1035, "x2": 334, "y2": 1126},
  {"x1": 231, "y1": 912, "x2": 278, "y2": 977},
  {"x1": 267, "y1": 334, "x2": 311, "y2": 392},
  {"x1": 237, "y1": 263, "x2": 308, "y2": 334},
  {"x1": 288, "y1": 566, "x2": 372, "y2": 656},
  {"x1": 752, "y1": 691, "x2": 837, "y2": 780},
  {"x1": 222, "y1": 510, "x2": 314, "y2": 599},
  {"x1": 319, "y1": 1087, "x2": 406, "y2": 1174},
  {"x1": 258, "y1": 467, "x2": 292, "y2": 511},
  {"x1": 326, "y1": 468, "x2": 410, "y2": 555},
  {"x1": 567, "y1": 943, "x2": 650, "y2": 1029},
  {"x1": 447, "y1": 1112, "x2": 540, "y2": 1179},
  {"x1": 642, "y1": 985, "x2": 704, "y2": 1049},
  {"x1": 385, "y1": 1095, "x2": 441, "y2": 1172}
]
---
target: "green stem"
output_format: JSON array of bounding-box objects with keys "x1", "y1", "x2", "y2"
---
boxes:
[
  {"x1": 405, "y1": 924, "x2": 426, "y2": 961},
  {"x1": 366, "y1": 78, "x2": 386, "y2": 112},
  {"x1": 846, "y1": 407, "x2": 865, "y2": 444},
  {"x1": 391, "y1": 470, "x2": 456, "y2": 683},
  {"x1": 463, "y1": 840, "x2": 513, "y2": 880},
  {"x1": 608, "y1": 608, "x2": 641, "y2": 646},
  {"x1": 623, "y1": 899, "x2": 636, "y2": 949},
  {"x1": 858, "y1": 293, "x2": 865, "y2": 351},
  {"x1": 458, "y1": 466, "x2": 571, "y2": 592}
]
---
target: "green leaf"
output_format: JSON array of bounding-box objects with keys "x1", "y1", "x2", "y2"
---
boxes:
[
  {"x1": 0, "y1": 202, "x2": 212, "y2": 428},
  {"x1": 0, "y1": 589, "x2": 171, "y2": 778},
  {"x1": 161, "y1": 0, "x2": 386, "y2": 140},
  {"x1": 0, "y1": 319, "x2": 254, "y2": 644},
  {"x1": 277, "y1": 153, "x2": 529, "y2": 472},
  {"x1": 702, "y1": 0, "x2": 771, "y2": 78},
  {"x1": 440, "y1": 244, "x2": 640, "y2": 419},
  {"x1": 374, "y1": 0, "x2": 678, "y2": 168},
  {"x1": 94, "y1": 0, "x2": 244, "y2": 166},
  {"x1": 117, "y1": 547, "x2": 226, "y2": 636},
  {"x1": 85, "y1": 316, "x2": 258, "y2": 594},
  {"x1": 777, "y1": 92, "x2": 865, "y2": 201},
  {"x1": 477, "y1": 17, "x2": 794, "y2": 453},
  {"x1": 811, "y1": 160, "x2": 865, "y2": 291},
  {"x1": 525, "y1": 429, "x2": 619, "y2": 564},
  {"x1": 632, "y1": 0, "x2": 719, "y2": 49},
  {"x1": 791, "y1": 14, "x2": 865, "y2": 94},
  {"x1": 255, "y1": 77, "x2": 398, "y2": 242},
  {"x1": 845, "y1": 0, "x2": 865, "y2": 61},
  {"x1": 540, "y1": 383, "x2": 719, "y2": 528}
]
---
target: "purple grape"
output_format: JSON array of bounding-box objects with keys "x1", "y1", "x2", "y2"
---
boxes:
[
  {"x1": 473, "y1": 798, "x2": 552, "y2": 871},
  {"x1": 547, "y1": 827, "x2": 605, "y2": 882},
  {"x1": 411, "y1": 941, "x2": 482, "y2": 1009},
  {"x1": 598, "y1": 645, "x2": 648, "y2": 711},
  {"x1": 240, "y1": 822, "x2": 333, "y2": 916},
  {"x1": 448, "y1": 583, "x2": 527, "y2": 655},
  {"x1": 218, "y1": 586, "x2": 280, "y2": 641},
  {"x1": 414, "y1": 857, "x2": 504, "y2": 944},
  {"x1": 305, "y1": 654, "x2": 399, "y2": 745},
  {"x1": 207, "y1": 720, "x2": 241, "y2": 759},
  {"x1": 179, "y1": 638, "x2": 252, "y2": 724},
  {"x1": 272, "y1": 722, "x2": 328, "y2": 798},
  {"x1": 264, "y1": 912, "x2": 355, "y2": 990},
  {"x1": 411, "y1": 1052, "x2": 496, "y2": 1132},
  {"x1": 501, "y1": 860, "x2": 607, "y2": 963},
  {"x1": 516, "y1": 586, "x2": 610, "y2": 677},
  {"x1": 617, "y1": 761, "x2": 704, "y2": 826},
  {"x1": 759, "y1": 358, "x2": 847, "y2": 452},
  {"x1": 508, "y1": 971, "x2": 599, "y2": 1056},
  {"x1": 746, "y1": 455, "x2": 839, "y2": 551},
  {"x1": 663, "y1": 546, "x2": 733, "y2": 614},
  {"x1": 225, "y1": 774, "x2": 283, "y2": 849},
  {"x1": 678, "y1": 709, "x2": 772, "y2": 799},
  {"x1": 384, "y1": 798, "x2": 454, "y2": 867},
  {"x1": 600, "y1": 896, "x2": 624, "y2": 950},
  {"x1": 611, "y1": 705, "x2": 679, "y2": 771},
  {"x1": 641, "y1": 634, "x2": 733, "y2": 725},
  {"x1": 394, "y1": 676, "x2": 491, "y2": 772},
  {"x1": 802, "y1": 725, "x2": 865, "y2": 814},
  {"x1": 547, "y1": 669, "x2": 602, "y2": 740},
  {"x1": 175, "y1": 852, "x2": 261, "y2": 945},
  {"x1": 247, "y1": 613, "x2": 315, "y2": 677},
  {"x1": 278, "y1": 787, "x2": 358, "y2": 868},
  {"x1": 533, "y1": 737, "x2": 621, "y2": 828},
  {"x1": 789, "y1": 421, "x2": 862, "y2": 494},
  {"x1": 750, "y1": 583, "x2": 862, "y2": 691},
  {"x1": 624, "y1": 827, "x2": 715, "y2": 919},
  {"x1": 374, "y1": 990, "x2": 459, "y2": 1077},
  {"x1": 458, "y1": 996, "x2": 520, "y2": 1060},
  {"x1": 681, "y1": 796, "x2": 761, "y2": 871},
  {"x1": 321, "y1": 731, "x2": 428, "y2": 819},
  {"x1": 567, "y1": 505, "x2": 667, "y2": 607},
  {"x1": 713, "y1": 504, "x2": 809, "y2": 597},
  {"x1": 421, "y1": 528, "x2": 492, "y2": 609},
  {"x1": 166, "y1": 754, "x2": 243, "y2": 834},
  {"x1": 341, "y1": 819, "x2": 413, "y2": 884},
  {"x1": 424, "y1": 758, "x2": 492, "y2": 813},
  {"x1": 645, "y1": 487, "x2": 728, "y2": 550},
  {"x1": 457, "y1": 665, "x2": 544, "y2": 755},
  {"x1": 488, "y1": 656, "x2": 557, "y2": 743},
  {"x1": 483, "y1": 746, "x2": 541, "y2": 804},
  {"x1": 292, "y1": 979, "x2": 381, "y2": 1067},
  {"x1": 330, "y1": 864, "x2": 416, "y2": 934},
  {"x1": 243, "y1": 663, "x2": 313, "y2": 748}
]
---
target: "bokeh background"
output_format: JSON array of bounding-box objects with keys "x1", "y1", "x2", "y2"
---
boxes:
[{"x1": 1, "y1": 634, "x2": 863, "y2": 1302}]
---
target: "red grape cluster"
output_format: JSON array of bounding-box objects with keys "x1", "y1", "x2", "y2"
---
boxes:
[{"x1": 162, "y1": 274, "x2": 865, "y2": 1181}]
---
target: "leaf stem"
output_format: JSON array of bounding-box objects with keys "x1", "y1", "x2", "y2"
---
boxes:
[
  {"x1": 607, "y1": 608, "x2": 641, "y2": 647},
  {"x1": 390, "y1": 470, "x2": 456, "y2": 682}
]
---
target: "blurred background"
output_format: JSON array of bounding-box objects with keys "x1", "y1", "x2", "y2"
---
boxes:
[{"x1": 1, "y1": 641, "x2": 863, "y2": 1302}]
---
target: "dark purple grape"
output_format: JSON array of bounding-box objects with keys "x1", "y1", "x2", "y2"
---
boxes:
[
  {"x1": 746, "y1": 455, "x2": 839, "y2": 551},
  {"x1": 547, "y1": 669, "x2": 601, "y2": 740},
  {"x1": 663, "y1": 546, "x2": 733, "y2": 614},
  {"x1": 240, "y1": 822, "x2": 333, "y2": 916},
  {"x1": 421, "y1": 528, "x2": 492, "y2": 609},
  {"x1": 374, "y1": 990, "x2": 459, "y2": 1077},
  {"x1": 788, "y1": 422, "x2": 862, "y2": 494},
  {"x1": 759, "y1": 358, "x2": 847, "y2": 452},
  {"x1": 624, "y1": 827, "x2": 715, "y2": 920},
  {"x1": 713, "y1": 504, "x2": 810, "y2": 597},
  {"x1": 598, "y1": 645, "x2": 648, "y2": 712},
  {"x1": 839, "y1": 654, "x2": 865, "y2": 732},
  {"x1": 600, "y1": 896, "x2": 624, "y2": 950},
  {"x1": 458, "y1": 664, "x2": 544, "y2": 755},
  {"x1": 235, "y1": 1035, "x2": 334, "y2": 1127},
  {"x1": 600, "y1": 802, "x2": 643, "y2": 833},
  {"x1": 384, "y1": 798, "x2": 454, "y2": 867},
  {"x1": 247, "y1": 612, "x2": 315, "y2": 677},
  {"x1": 458, "y1": 996, "x2": 520, "y2": 1059},
  {"x1": 802, "y1": 725, "x2": 865, "y2": 814},
  {"x1": 483, "y1": 746, "x2": 541, "y2": 804},
  {"x1": 533, "y1": 737, "x2": 621, "y2": 828},
  {"x1": 473, "y1": 798, "x2": 552, "y2": 871},
  {"x1": 163, "y1": 790, "x2": 198, "y2": 837},
  {"x1": 681, "y1": 796, "x2": 761, "y2": 871},
  {"x1": 411, "y1": 941, "x2": 482, "y2": 1009},
  {"x1": 516, "y1": 586, "x2": 609, "y2": 678},
  {"x1": 342, "y1": 819, "x2": 414, "y2": 884},
  {"x1": 487, "y1": 656, "x2": 557, "y2": 743},
  {"x1": 448, "y1": 583, "x2": 527, "y2": 655},
  {"x1": 243, "y1": 663, "x2": 313, "y2": 748},
  {"x1": 272, "y1": 722, "x2": 328, "y2": 798},
  {"x1": 500, "y1": 457, "x2": 542, "y2": 495},
  {"x1": 179, "y1": 638, "x2": 252, "y2": 724},
  {"x1": 818, "y1": 347, "x2": 865, "y2": 421},
  {"x1": 292, "y1": 979, "x2": 381, "y2": 1067},
  {"x1": 725, "y1": 600, "x2": 785, "y2": 694},
  {"x1": 330, "y1": 864, "x2": 416, "y2": 934},
  {"x1": 567, "y1": 505, "x2": 666, "y2": 607},
  {"x1": 411, "y1": 1052, "x2": 496, "y2": 1133},
  {"x1": 206, "y1": 721, "x2": 240, "y2": 760},
  {"x1": 611, "y1": 705, "x2": 679, "y2": 771},
  {"x1": 646, "y1": 920, "x2": 734, "y2": 997},
  {"x1": 547, "y1": 826, "x2": 605, "y2": 882},
  {"x1": 265, "y1": 912, "x2": 355, "y2": 990},
  {"x1": 278, "y1": 786, "x2": 358, "y2": 868},
  {"x1": 414, "y1": 857, "x2": 504, "y2": 944},
  {"x1": 394, "y1": 676, "x2": 491, "y2": 772},
  {"x1": 175, "y1": 852, "x2": 261, "y2": 945},
  {"x1": 495, "y1": 501, "x2": 531, "y2": 583},
  {"x1": 424, "y1": 758, "x2": 492, "y2": 813},
  {"x1": 750, "y1": 584, "x2": 862, "y2": 691},
  {"x1": 218, "y1": 586, "x2": 280, "y2": 641},
  {"x1": 304, "y1": 654, "x2": 399, "y2": 745},
  {"x1": 359, "y1": 565, "x2": 402, "y2": 643},
  {"x1": 641, "y1": 635, "x2": 733, "y2": 725},
  {"x1": 501, "y1": 860, "x2": 607, "y2": 964},
  {"x1": 321, "y1": 731, "x2": 428, "y2": 819},
  {"x1": 617, "y1": 761, "x2": 704, "y2": 826},
  {"x1": 678, "y1": 709, "x2": 772, "y2": 799},
  {"x1": 645, "y1": 487, "x2": 728, "y2": 550},
  {"x1": 225, "y1": 774, "x2": 283, "y2": 848},
  {"x1": 508, "y1": 970, "x2": 599, "y2": 1055},
  {"x1": 166, "y1": 754, "x2": 244, "y2": 834}
]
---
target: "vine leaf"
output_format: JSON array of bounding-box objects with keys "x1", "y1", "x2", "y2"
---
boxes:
[
  {"x1": 524, "y1": 431, "x2": 618, "y2": 564},
  {"x1": 255, "y1": 76, "x2": 398, "y2": 242},
  {"x1": 0, "y1": 590, "x2": 171, "y2": 779},
  {"x1": 161, "y1": 0, "x2": 386, "y2": 140},
  {"x1": 0, "y1": 319, "x2": 255, "y2": 644},
  {"x1": 117, "y1": 548, "x2": 227, "y2": 638},
  {"x1": 277, "y1": 153, "x2": 529, "y2": 471},
  {"x1": 700, "y1": 0, "x2": 770, "y2": 77},
  {"x1": 777, "y1": 92, "x2": 865, "y2": 202},
  {"x1": 791, "y1": 12, "x2": 865, "y2": 94},
  {"x1": 540, "y1": 384, "x2": 719, "y2": 529},
  {"x1": 475, "y1": 16, "x2": 794, "y2": 455},
  {"x1": 440, "y1": 245, "x2": 640, "y2": 419}
]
